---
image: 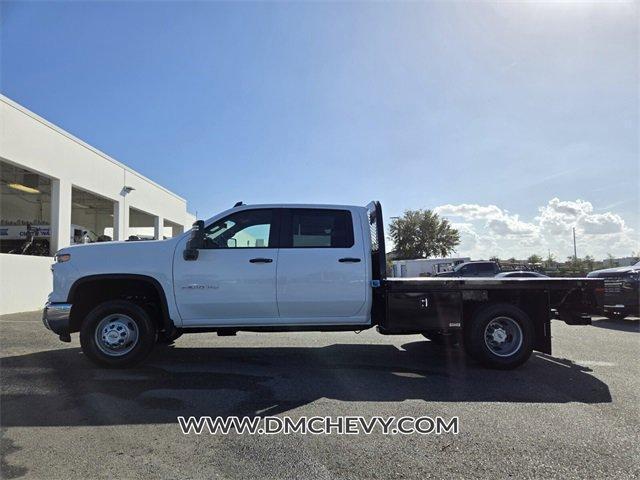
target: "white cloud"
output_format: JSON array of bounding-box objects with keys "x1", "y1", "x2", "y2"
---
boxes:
[
  {"x1": 450, "y1": 222, "x2": 495, "y2": 259},
  {"x1": 486, "y1": 217, "x2": 538, "y2": 236},
  {"x1": 536, "y1": 197, "x2": 627, "y2": 236},
  {"x1": 435, "y1": 198, "x2": 638, "y2": 260},
  {"x1": 578, "y1": 212, "x2": 625, "y2": 235},
  {"x1": 435, "y1": 204, "x2": 504, "y2": 220},
  {"x1": 435, "y1": 203, "x2": 538, "y2": 237}
]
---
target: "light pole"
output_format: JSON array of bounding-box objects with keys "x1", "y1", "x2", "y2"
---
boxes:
[{"x1": 573, "y1": 227, "x2": 577, "y2": 260}]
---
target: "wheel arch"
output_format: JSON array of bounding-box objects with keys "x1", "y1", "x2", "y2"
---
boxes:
[{"x1": 67, "y1": 274, "x2": 173, "y2": 334}]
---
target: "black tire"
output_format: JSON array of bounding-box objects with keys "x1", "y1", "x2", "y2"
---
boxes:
[
  {"x1": 422, "y1": 332, "x2": 460, "y2": 347},
  {"x1": 464, "y1": 303, "x2": 534, "y2": 370},
  {"x1": 157, "y1": 329, "x2": 183, "y2": 345},
  {"x1": 80, "y1": 300, "x2": 157, "y2": 368}
]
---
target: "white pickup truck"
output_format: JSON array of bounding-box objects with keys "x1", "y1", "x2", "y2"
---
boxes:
[{"x1": 43, "y1": 201, "x2": 603, "y2": 369}]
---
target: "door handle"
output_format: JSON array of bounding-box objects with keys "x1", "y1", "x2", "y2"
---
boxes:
[
  {"x1": 249, "y1": 258, "x2": 273, "y2": 263},
  {"x1": 339, "y1": 257, "x2": 361, "y2": 263}
]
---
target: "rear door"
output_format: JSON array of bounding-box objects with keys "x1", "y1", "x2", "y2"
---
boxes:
[{"x1": 276, "y1": 207, "x2": 367, "y2": 322}]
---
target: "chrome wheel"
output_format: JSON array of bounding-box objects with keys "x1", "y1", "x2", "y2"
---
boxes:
[
  {"x1": 94, "y1": 313, "x2": 139, "y2": 357},
  {"x1": 484, "y1": 316, "x2": 523, "y2": 358}
]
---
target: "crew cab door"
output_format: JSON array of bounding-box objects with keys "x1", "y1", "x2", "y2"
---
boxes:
[
  {"x1": 276, "y1": 207, "x2": 368, "y2": 322},
  {"x1": 173, "y1": 208, "x2": 279, "y2": 326}
]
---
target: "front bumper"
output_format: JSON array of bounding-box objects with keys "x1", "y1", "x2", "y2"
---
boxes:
[
  {"x1": 42, "y1": 302, "x2": 72, "y2": 337},
  {"x1": 603, "y1": 304, "x2": 638, "y2": 316}
]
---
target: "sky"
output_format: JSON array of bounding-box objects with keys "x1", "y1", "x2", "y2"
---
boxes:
[{"x1": 1, "y1": 1, "x2": 638, "y2": 260}]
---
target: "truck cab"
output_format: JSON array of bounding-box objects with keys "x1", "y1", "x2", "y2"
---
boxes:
[{"x1": 173, "y1": 204, "x2": 372, "y2": 327}]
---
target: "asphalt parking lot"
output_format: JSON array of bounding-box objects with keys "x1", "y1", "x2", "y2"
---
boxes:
[{"x1": 1, "y1": 311, "x2": 638, "y2": 479}]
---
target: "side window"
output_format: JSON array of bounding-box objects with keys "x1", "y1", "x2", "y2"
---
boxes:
[
  {"x1": 286, "y1": 209, "x2": 354, "y2": 248},
  {"x1": 478, "y1": 263, "x2": 495, "y2": 274},
  {"x1": 203, "y1": 209, "x2": 273, "y2": 249}
]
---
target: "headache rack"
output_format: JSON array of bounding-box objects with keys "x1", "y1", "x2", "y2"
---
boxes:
[
  {"x1": 366, "y1": 201, "x2": 387, "y2": 325},
  {"x1": 367, "y1": 201, "x2": 386, "y2": 283}
]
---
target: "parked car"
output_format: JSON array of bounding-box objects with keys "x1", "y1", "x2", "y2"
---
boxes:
[
  {"x1": 587, "y1": 262, "x2": 639, "y2": 319},
  {"x1": 43, "y1": 201, "x2": 603, "y2": 370},
  {"x1": 435, "y1": 261, "x2": 500, "y2": 277},
  {"x1": 495, "y1": 271, "x2": 548, "y2": 278}
]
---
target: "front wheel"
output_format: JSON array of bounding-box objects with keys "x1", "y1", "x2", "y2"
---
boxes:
[
  {"x1": 464, "y1": 303, "x2": 534, "y2": 370},
  {"x1": 80, "y1": 300, "x2": 157, "y2": 368}
]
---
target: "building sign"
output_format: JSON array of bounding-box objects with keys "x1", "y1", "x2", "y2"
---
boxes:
[{"x1": 0, "y1": 225, "x2": 51, "y2": 240}]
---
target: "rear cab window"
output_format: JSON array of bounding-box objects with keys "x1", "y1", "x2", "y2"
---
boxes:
[{"x1": 281, "y1": 209, "x2": 354, "y2": 248}]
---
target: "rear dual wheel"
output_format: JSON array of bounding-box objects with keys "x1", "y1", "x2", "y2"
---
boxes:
[{"x1": 464, "y1": 303, "x2": 534, "y2": 370}]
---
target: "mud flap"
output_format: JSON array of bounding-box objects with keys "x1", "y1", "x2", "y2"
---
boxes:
[
  {"x1": 534, "y1": 317, "x2": 552, "y2": 354},
  {"x1": 558, "y1": 310, "x2": 593, "y2": 325}
]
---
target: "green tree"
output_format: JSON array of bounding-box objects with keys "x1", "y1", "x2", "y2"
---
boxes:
[
  {"x1": 567, "y1": 255, "x2": 582, "y2": 265},
  {"x1": 389, "y1": 209, "x2": 460, "y2": 260},
  {"x1": 527, "y1": 254, "x2": 543, "y2": 265},
  {"x1": 584, "y1": 255, "x2": 595, "y2": 271}
]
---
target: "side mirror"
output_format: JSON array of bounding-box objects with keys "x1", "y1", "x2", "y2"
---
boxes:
[{"x1": 184, "y1": 220, "x2": 205, "y2": 260}]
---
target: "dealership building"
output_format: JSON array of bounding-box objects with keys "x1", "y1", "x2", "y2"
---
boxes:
[{"x1": 0, "y1": 95, "x2": 195, "y2": 314}]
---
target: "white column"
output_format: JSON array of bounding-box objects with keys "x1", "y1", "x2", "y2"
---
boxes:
[
  {"x1": 153, "y1": 215, "x2": 164, "y2": 240},
  {"x1": 113, "y1": 200, "x2": 129, "y2": 241},
  {"x1": 50, "y1": 178, "x2": 72, "y2": 255}
]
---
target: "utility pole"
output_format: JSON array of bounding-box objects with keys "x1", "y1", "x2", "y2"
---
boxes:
[{"x1": 573, "y1": 227, "x2": 577, "y2": 260}]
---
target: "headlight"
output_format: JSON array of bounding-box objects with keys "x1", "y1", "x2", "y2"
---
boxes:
[{"x1": 56, "y1": 253, "x2": 71, "y2": 263}]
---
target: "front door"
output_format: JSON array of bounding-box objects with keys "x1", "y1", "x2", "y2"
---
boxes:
[{"x1": 174, "y1": 208, "x2": 279, "y2": 326}]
